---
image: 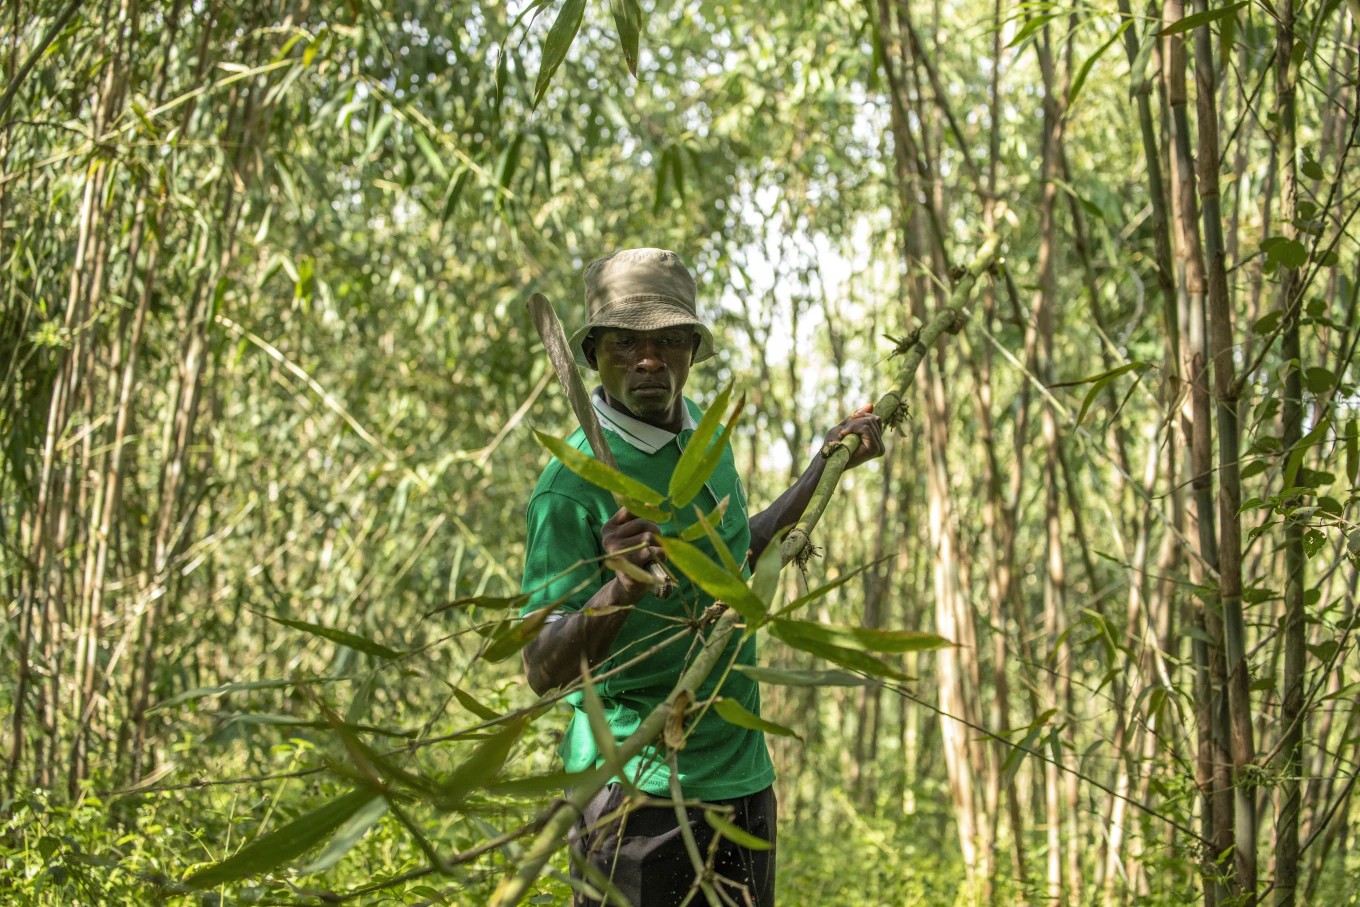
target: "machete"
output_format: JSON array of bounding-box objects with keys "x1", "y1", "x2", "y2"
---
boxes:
[{"x1": 527, "y1": 292, "x2": 673, "y2": 598}]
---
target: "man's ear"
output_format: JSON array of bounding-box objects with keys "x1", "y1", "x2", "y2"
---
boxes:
[
  {"x1": 582, "y1": 332, "x2": 599, "y2": 369},
  {"x1": 690, "y1": 333, "x2": 701, "y2": 365}
]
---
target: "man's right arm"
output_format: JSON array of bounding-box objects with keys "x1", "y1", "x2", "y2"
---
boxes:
[{"x1": 522, "y1": 506, "x2": 663, "y2": 696}]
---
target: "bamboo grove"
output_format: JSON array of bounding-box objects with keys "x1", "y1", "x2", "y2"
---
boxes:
[{"x1": 1, "y1": 0, "x2": 1357, "y2": 904}]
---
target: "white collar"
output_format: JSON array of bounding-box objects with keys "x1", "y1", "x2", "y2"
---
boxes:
[{"x1": 592, "y1": 388, "x2": 697, "y2": 454}]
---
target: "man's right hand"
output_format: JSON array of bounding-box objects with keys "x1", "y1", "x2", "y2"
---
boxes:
[{"x1": 601, "y1": 506, "x2": 665, "y2": 601}]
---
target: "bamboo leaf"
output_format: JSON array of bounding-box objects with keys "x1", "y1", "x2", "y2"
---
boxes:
[
  {"x1": 733, "y1": 665, "x2": 872, "y2": 687},
  {"x1": 437, "y1": 717, "x2": 527, "y2": 806},
  {"x1": 487, "y1": 770, "x2": 592, "y2": 797},
  {"x1": 150, "y1": 677, "x2": 345, "y2": 713},
  {"x1": 679, "y1": 497, "x2": 730, "y2": 542},
  {"x1": 686, "y1": 500, "x2": 742, "y2": 575},
  {"x1": 452, "y1": 686, "x2": 502, "y2": 721},
  {"x1": 258, "y1": 612, "x2": 403, "y2": 660},
  {"x1": 483, "y1": 603, "x2": 562, "y2": 662},
  {"x1": 533, "y1": 0, "x2": 587, "y2": 110},
  {"x1": 1069, "y1": 21, "x2": 1130, "y2": 109},
  {"x1": 713, "y1": 698, "x2": 801, "y2": 741},
  {"x1": 1347, "y1": 420, "x2": 1357, "y2": 485},
  {"x1": 1159, "y1": 0, "x2": 1247, "y2": 36},
  {"x1": 778, "y1": 558, "x2": 885, "y2": 617},
  {"x1": 184, "y1": 788, "x2": 380, "y2": 888},
  {"x1": 658, "y1": 537, "x2": 765, "y2": 624},
  {"x1": 295, "y1": 796, "x2": 389, "y2": 875},
  {"x1": 608, "y1": 0, "x2": 643, "y2": 77},
  {"x1": 704, "y1": 808, "x2": 773, "y2": 851},
  {"x1": 535, "y1": 429, "x2": 665, "y2": 506},
  {"x1": 769, "y1": 618, "x2": 951, "y2": 654},
  {"x1": 766, "y1": 623, "x2": 910, "y2": 680},
  {"x1": 749, "y1": 540, "x2": 784, "y2": 608},
  {"x1": 669, "y1": 383, "x2": 737, "y2": 508}
]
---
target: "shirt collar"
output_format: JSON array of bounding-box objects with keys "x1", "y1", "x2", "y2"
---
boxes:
[{"x1": 592, "y1": 388, "x2": 697, "y2": 454}]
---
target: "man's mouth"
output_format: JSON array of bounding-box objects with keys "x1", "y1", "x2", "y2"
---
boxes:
[{"x1": 632, "y1": 383, "x2": 669, "y2": 394}]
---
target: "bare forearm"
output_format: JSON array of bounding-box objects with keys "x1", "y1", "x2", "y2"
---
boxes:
[
  {"x1": 522, "y1": 578, "x2": 640, "y2": 695},
  {"x1": 748, "y1": 455, "x2": 828, "y2": 562}
]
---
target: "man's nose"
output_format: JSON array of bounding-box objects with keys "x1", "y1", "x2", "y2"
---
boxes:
[{"x1": 634, "y1": 340, "x2": 665, "y2": 370}]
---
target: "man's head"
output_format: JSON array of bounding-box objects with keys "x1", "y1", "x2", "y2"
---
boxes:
[{"x1": 570, "y1": 249, "x2": 715, "y2": 430}]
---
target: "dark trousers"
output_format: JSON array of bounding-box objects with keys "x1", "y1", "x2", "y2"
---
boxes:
[{"x1": 569, "y1": 783, "x2": 777, "y2": 907}]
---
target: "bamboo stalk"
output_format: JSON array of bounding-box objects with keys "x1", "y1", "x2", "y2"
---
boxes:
[{"x1": 1274, "y1": 0, "x2": 1305, "y2": 901}]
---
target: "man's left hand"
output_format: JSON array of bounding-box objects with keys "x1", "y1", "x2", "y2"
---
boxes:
[{"x1": 823, "y1": 404, "x2": 885, "y2": 469}]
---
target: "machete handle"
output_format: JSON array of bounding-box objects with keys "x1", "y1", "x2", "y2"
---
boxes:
[{"x1": 647, "y1": 562, "x2": 673, "y2": 599}]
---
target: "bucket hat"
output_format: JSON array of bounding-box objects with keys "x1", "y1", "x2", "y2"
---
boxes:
[{"x1": 569, "y1": 248, "x2": 716, "y2": 369}]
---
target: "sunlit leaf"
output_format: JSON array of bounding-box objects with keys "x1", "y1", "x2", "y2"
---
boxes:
[
  {"x1": 679, "y1": 497, "x2": 730, "y2": 542},
  {"x1": 658, "y1": 537, "x2": 765, "y2": 624},
  {"x1": 535, "y1": 429, "x2": 665, "y2": 506},
  {"x1": 669, "y1": 383, "x2": 738, "y2": 508}
]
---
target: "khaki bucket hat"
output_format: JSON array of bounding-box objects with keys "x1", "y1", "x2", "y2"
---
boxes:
[{"x1": 569, "y1": 248, "x2": 717, "y2": 370}]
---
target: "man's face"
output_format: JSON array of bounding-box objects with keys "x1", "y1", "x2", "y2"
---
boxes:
[{"x1": 585, "y1": 326, "x2": 699, "y2": 430}]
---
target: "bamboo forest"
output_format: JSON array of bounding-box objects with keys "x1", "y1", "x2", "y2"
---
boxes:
[{"x1": 2, "y1": 0, "x2": 1358, "y2": 904}]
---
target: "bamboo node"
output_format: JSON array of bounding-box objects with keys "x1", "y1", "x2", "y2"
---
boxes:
[
  {"x1": 794, "y1": 541, "x2": 822, "y2": 573},
  {"x1": 885, "y1": 329, "x2": 922, "y2": 359},
  {"x1": 664, "y1": 690, "x2": 693, "y2": 751}
]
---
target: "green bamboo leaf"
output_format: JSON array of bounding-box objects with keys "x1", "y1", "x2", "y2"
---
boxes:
[
  {"x1": 487, "y1": 770, "x2": 592, "y2": 797},
  {"x1": 669, "y1": 383, "x2": 737, "y2": 508},
  {"x1": 765, "y1": 624, "x2": 909, "y2": 681},
  {"x1": 685, "y1": 500, "x2": 742, "y2": 575},
  {"x1": 777, "y1": 558, "x2": 885, "y2": 618},
  {"x1": 749, "y1": 541, "x2": 783, "y2": 608},
  {"x1": 533, "y1": 0, "x2": 587, "y2": 109},
  {"x1": 1069, "y1": 21, "x2": 1130, "y2": 109},
  {"x1": 679, "y1": 497, "x2": 730, "y2": 542},
  {"x1": 1159, "y1": 0, "x2": 1247, "y2": 36},
  {"x1": 428, "y1": 594, "x2": 530, "y2": 618},
  {"x1": 296, "y1": 796, "x2": 389, "y2": 875},
  {"x1": 1001, "y1": 709, "x2": 1057, "y2": 786},
  {"x1": 1347, "y1": 420, "x2": 1358, "y2": 485},
  {"x1": 658, "y1": 537, "x2": 765, "y2": 624},
  {"x1": 1058, "y1": 360, "x2": 1149, "y2": 426},
  {"x1": 608, "y1": 0, "x2": 643, "y2": 77},
  {"x1": 618, "y1": 496, "x2": 671, "y2": 524},
  {"x1": 770, "y1": 618, "x2": 951, "y2": 654},
  {"x1": 184, "y1": 788, "x2": 380, "y2": 889},
  {"x1": 150, "y1": 677, "x2": 345, "y2": 713},
  {"x1": 452, "y1": 686, "x2": 502, "y2": 721},
  {"x1": 437, "y1": 717, "x2": 527, "y2": 806},
  {"x1": 733, "y1": 665, "x2": 872, "y2": 687},
  {"x1": 1283, "y1": 415, "x2": 1331, "y2": 491},
  {"x1": 535, "y1": 429, "x2": 665, "y2": 506},
  {"x1": 483, "y1": 602, "x2": 562, "y2": 662},
  {"x1": 704, "y1": 809, "x2": 773, "y2": 851},
  {"x1": 713, "y1": 698, "x2": 801, "y2": 741},
  {"x1": 258, "y1": 612, "x2": 403, "y2": 660}
]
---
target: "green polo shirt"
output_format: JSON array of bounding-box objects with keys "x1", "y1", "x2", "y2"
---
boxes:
[{"x1": 521, "y1": 394, "x2": 775, "y2": 800}]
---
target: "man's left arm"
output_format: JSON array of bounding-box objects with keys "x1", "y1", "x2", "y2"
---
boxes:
[{"x1": 747, "y1": 404, "x2": 885, "y2": 562}]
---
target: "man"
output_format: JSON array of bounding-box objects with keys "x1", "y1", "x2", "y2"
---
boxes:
[{"x1": 521, "y1": 248, "x2": 883, "y2": 907}]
